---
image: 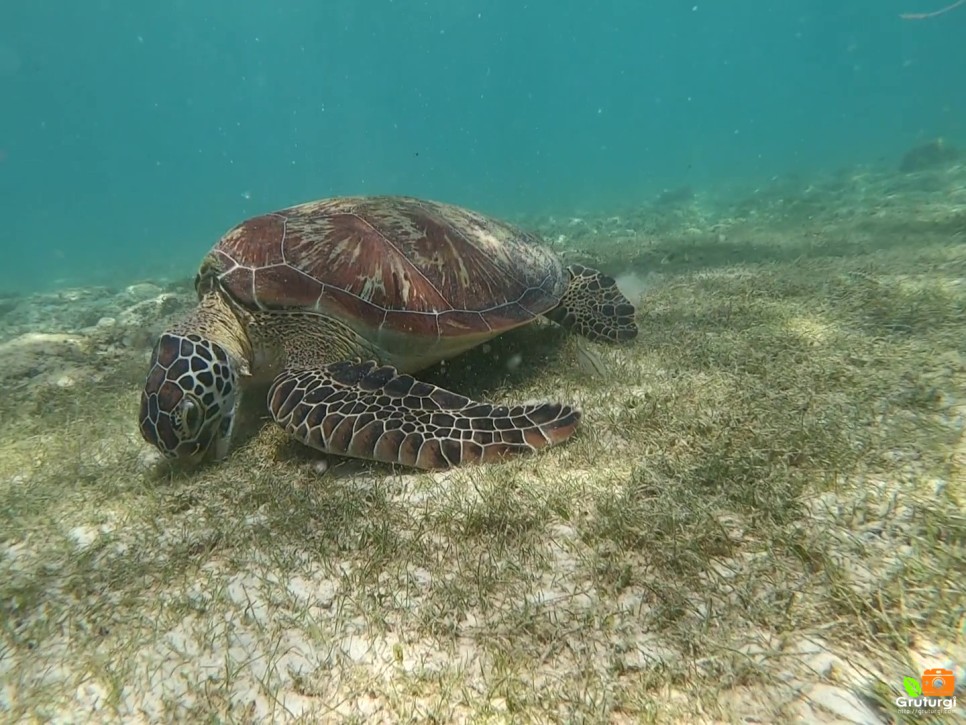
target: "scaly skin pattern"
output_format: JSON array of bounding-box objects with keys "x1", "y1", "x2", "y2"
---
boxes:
[
  {"x1": 267, "y1": 360, "x2": 581, "y2": 470},
  {"x1": 138, "y1": 329, "x2": 239, "y2": 460},
  {"x1": 546, "y1": 264, "x2": 638, "y2": 343}
]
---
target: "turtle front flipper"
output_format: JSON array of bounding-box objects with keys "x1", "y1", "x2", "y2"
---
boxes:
[
  {"x1": 545, "y1": 264, "x2": 638, "y2": 343},
  {"x1": 267, "y1": 361, "x2": 580, "y2": 470}
]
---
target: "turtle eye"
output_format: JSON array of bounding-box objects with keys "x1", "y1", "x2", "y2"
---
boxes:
[{"x1": 178, "y1": 396, "x2": 203, "y2": 437}]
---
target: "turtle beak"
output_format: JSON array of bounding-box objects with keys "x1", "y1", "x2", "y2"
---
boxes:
[
  {"x1": 180, "y1": 447, "x2": 210, "y2": 467},
  {"x1": 210, "y1": 400, "x2": 239, "y2": 461},
  {"x1": 168, "y1": 420, "x2": 230, "y2": 466}
]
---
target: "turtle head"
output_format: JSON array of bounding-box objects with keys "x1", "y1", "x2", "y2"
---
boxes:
[{"x1": 139, "y1": 332, "x2": 241, "y2": 462}]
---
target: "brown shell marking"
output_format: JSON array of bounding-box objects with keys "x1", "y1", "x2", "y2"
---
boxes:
[{"x1": 209, "y1": 196, "x2": 565, "y2": 341}]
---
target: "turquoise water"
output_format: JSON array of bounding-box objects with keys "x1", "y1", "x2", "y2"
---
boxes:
[{"x1": 0, "y1": 1, "x2": 962, "y2": 292}]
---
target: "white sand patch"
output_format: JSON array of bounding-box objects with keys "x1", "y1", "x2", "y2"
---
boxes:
[
  {"x1": 67, "y1": 525, "x2": 99, "y2": 549},
  {"x1": 614, "y1": 271, "x2": 661, "y2": 305}
]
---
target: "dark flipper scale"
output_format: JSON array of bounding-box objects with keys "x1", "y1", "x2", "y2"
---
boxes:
[{"x1": 545, "y1": 264, "x2": 638, "y2": 344}]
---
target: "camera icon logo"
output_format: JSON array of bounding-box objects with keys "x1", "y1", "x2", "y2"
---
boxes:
[{"x1": 921, "y1": 668, "x2": 956, "y2": 698}]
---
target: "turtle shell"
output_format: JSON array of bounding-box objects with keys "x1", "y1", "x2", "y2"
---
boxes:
[{"x1": 207, "y1": 196, "x2": 566, "y2": 343}]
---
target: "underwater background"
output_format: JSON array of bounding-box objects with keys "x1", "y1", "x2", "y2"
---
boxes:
[
  {"x1": 0, "y1": 0, "x2": 964, "y2": 292},
  {"x1": 2, "y1": 3, "x2": 966, "y2": 720}
]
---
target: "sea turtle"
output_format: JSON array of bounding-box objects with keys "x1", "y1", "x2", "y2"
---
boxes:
[{"x1": 139, "y1": 195, "x2": 637, "y2": 470}]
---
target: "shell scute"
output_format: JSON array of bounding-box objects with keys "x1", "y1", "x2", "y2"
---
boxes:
[{"x1": 218, "y1": 213, "x2": 287, "y2": 269}]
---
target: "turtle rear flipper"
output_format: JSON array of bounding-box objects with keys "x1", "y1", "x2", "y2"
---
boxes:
[
  {"x1": 545, "y1": 264, "x2": 638, "y2": 343},
  {"x1": 267, "y1": 361, "x2": 580, "y2": 470}
]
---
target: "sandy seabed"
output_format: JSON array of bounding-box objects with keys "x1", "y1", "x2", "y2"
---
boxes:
[{"x1": 1, "y1": 155, "x2": 964, "y2": 723}]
